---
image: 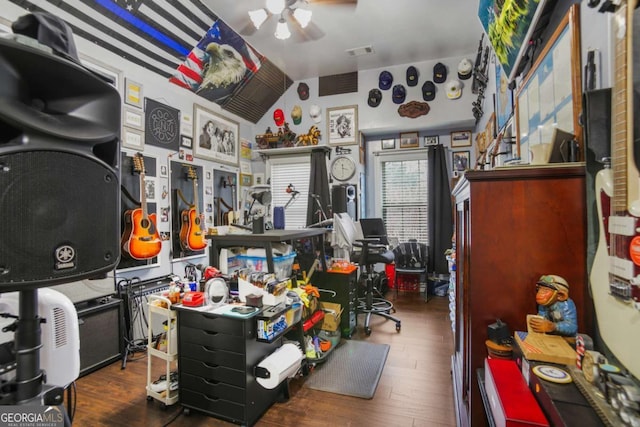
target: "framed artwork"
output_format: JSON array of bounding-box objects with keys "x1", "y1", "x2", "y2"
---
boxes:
[
  {"x1": 424, "y1": 135, "x2": 439, "y2": 146},
  {"x1": 123, "y1": 106, "x2": 144, "y2": 130},
  {"x1": 451, "y1": 130, "x2": 472, "y2": 148},
  {"x1": 495, "y1": 63, "x2": 513, "y2": 133},
  {"x1": 193, "y1": 104, "x2": 239, "y2": 166},
  {"x1": 180, "y1": 111, "x2": 193, "y2": 136},
  {"x1": 452, "y1": 151, "x2": 470, "y2": 172},
  {"x1": 144, "y1": 177, "x2": 157, "y2": 202},
  {"x1": 381, "y1": 139, "x2": 395, "y2": 150},
  {"x1": 240, "y1": 173, "x2": 253, "y2": 187},
  {"x1": 515, "y1": 5, "x2": 582, "y2": 163},
  {"x1": 80, "y1": 54, "x2": 122, "y2": 93},
  {"x1": 124, "y1": 78, "x2": 143, "y2": 108},
  {"x1": 181, "y1": 135, "x2": 193, "y2": 148},
  {"x1": 254, "y1": 173, "x2": 265, "y2": 186},
  {"x1": 160, "y1": 165, "x2": 168, "y2": 177},
  {"x1": 327, "y1": 105, "x2": 358, "y2": 146},
  {"x1": 144, "y1": 98, "x2": 181, "y2": 151},
  {"x1": 122, "y1": 127, "x2": 144, "y2": 150},
  {"x1": 399, "y1": 132, "x2": 419, "y2": 148}
]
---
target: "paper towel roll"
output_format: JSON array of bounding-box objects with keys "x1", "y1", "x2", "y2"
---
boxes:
[{"x1": 256, "y1": 343, "x2": 304, "y2": 389}]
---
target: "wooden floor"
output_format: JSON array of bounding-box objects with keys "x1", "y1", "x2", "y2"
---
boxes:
[{"x1": 71, "y1": 293, "x2": 456, "y2": 427}]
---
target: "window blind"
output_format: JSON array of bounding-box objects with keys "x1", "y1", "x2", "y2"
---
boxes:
[
  {"x1": 381, "y1": 158, "x2": 429, "y2": 246},
  {"x1": 269, "y1": 158, "x2": 311, "y2": 229}
]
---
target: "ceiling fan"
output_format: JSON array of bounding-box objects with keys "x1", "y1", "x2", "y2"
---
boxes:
[{"x1": 242, "y1": 0, "x2": 357, "y2": 42}]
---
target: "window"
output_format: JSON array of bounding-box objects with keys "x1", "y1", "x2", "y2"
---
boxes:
[
  {"x1": 268, "y1": 155, "x2": 311, "y2": 229},
  {"x1": 376, "y1": 153, "x2": 428, "y2": 246}
]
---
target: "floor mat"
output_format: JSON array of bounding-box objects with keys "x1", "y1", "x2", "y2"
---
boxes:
[{"x1": 304, "y1": 340, "x2": 390, "y2": 399}]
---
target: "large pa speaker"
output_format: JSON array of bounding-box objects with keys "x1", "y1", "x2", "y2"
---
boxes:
[
  {"x1": 0, "y1": 36, "x2": 121, "y2": 291},
  {"x1": 332, "y1": 184, "x2": 357, "y2": 221}
]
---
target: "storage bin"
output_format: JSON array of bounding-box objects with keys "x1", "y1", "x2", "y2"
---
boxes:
[
  {"x1": 238, "y1": 278, "x2": 287, "y2": 306},
  {"x1": 237, "y1": 252, "x2": 297, "y2": 280}
]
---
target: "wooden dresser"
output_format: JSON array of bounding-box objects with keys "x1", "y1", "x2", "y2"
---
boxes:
[{"x1": 451, "y1": 165, "x2": 593, "y2": 427}]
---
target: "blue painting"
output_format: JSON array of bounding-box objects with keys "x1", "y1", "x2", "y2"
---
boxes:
[{"x1": 495, "y1": 63, "x2": 513, "y2": 132}]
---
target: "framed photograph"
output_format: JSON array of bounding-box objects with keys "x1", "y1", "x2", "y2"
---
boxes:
[
  {"x1": 451, "y1": 130, "x2": 472, "y2": 148},
  {"x1": 181, "y1": 135, "x2": 193, "y2": 148},
  {"x1": 122, "y1": 127, "x2": 144, "y2": 150},
  {"x1": 193, "y1": 104, "x2": 239, "y2": 166},
  {"x1": 123, "y1": 106, "x2": 143, "y2": 130},
  {"x1": 240, "y1": 173, "x2": 253, "y2": 187},
  {"x1": 144, "y1": 177, "x2": 157, "y2": 202},
  {"x1": 327, "y1": 105, "x2": 358, "y2": 146},
  {"x1": 399, "y1": 132, "x2": 419, "y2": 148},
  {"x1": 381, "y1": 139, "x2": 395, "y2": 150},
  {"x1": 424, "y1": 135, "x2": 439, "y2": 146},
  {"x1": 160, "y1": 165, "x2": 168, "y2": 178},
  {"x1": 124, "y1": 78, "x2": 143, "y2": 108},
  {"x1": 452, "y1": 151, "x2": 471, "y2": 172},
  {"x1": 254, "y1": 173, "x2": 265, "y2": 186}
]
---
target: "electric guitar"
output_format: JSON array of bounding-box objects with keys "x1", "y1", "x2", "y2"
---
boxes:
[
  {"x1": 591, "y1": 0, "x2": 640, "y2": 380},
  {"x1": 179, "y1": 166, "x2": 207, "y2": 251},
  {"x1": 121, "y1": 153, "x2": 161, "y2": 260}
]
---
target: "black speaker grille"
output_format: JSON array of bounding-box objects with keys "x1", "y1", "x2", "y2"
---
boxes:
[
  {"x1": 319, "y1": 72, "x2": 358, "y2": 96},
  {"x1": 0, "y1": 151, "x2": 120, "y2": 289}
]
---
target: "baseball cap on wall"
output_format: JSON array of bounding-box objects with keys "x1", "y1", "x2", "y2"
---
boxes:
[
  {"x1": 406, "y1": 66, "x2": 419, "y2": 86},
  {"x1": 433, "y1": 62, "x2": 447, "y2": 83},
  {"x1": 422, "y1": 81, "x2": 436, "y2": 101},
  {"x1": 368, "y1": 88, "x2": 382, "y2": 107},
  {"x1": 379, "y1": 70, "x2": 393, "y2": 90},
  {"x1": 446, "y1": 80, "x2": 462, "y2": 99},
  {"x1": 291, "y1": 105, "x2": 302, "y2": 125},
  {"x1": 274, "y1": 108, "x2": 285, "y2": 126},
  {"x1": 458, "y1": 58, "x2": 473, "y2": 80},
  {"x1": 392, "y1": 84, "x2": 406, "y2": 104},
  {"x1": 309, "y1": 104, "x2": 322, "y2": 123},
  {"x1": 297, "y1": 82, "x2": 309, "y2": 100}
]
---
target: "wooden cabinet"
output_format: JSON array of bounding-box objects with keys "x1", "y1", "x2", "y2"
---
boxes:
[{"x1": 451, "y1": 166, "x2": 592, "y2": 427}]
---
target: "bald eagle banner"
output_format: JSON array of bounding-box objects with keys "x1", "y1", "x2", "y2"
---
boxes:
[{"x1": 169, "y1": 20, "x2": 264, "y2": 105}]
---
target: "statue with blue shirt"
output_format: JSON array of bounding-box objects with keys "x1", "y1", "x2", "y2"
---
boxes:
[{"x1": 529, "y1": 274, "x2": 578, "y2": 337}]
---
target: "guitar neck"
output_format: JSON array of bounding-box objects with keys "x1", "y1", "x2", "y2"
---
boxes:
[
  {"x1": 192, "y1": 176, "x2": 199, "y2": 217},
  {"x1": 139, "y1": 172, "x2": 149, "y2": 219}
]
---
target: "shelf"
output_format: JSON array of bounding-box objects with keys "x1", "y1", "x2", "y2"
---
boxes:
[
  {"x1": 148, "y1": 347, "x2": 178, "y2": 361},
  {"x1": 255, "y1": 145, "x2": 330, "y2": 159}
]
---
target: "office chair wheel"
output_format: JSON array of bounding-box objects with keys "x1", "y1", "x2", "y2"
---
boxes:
[
  {"x1": 396, "y1": 322, "x2": 401, "y2": 332},
  {"x1": 365, "y1": 326, "x2": 372, "y2": 336}
]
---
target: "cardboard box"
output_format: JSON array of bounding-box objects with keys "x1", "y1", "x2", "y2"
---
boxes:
[
  {"x1": 514, "y1": 331, "x2": 576, "y2": 366},
  {"x1": 484, "y1": 358, "x2": 549, "y2": 426},
  {"x1": 318, "y1": 302, "x2": 343, "y2": 332}
]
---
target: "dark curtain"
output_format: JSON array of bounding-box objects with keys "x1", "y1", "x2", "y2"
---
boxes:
[
  {"x1": 306, "y1": 148, "x2": 331, "y2": 226},
  {"x1": 427, "y1": 145, "x2": 453, "y2": 274}
]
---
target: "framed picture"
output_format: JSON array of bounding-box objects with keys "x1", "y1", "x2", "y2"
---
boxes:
[
  {"x1": 381, "y1": 138, "x2": 395, "y2": 150},
  {"x1": 495, "y1": 63, "x2": 514, "y2": 133},
  {"x1": 193, "y1": 104, "x2": 239, "y2": 166},
  {"x1": 424, "y1": 135, "x2": 439, "y2": 146},
  {"x1": 254, "y1": 173, "x2": 265, "y2": 186},
  {"x1": 451, "y1": 130, "x2": 472, "y2": 148},
  {"x1": 327, "y1": 105, "x2": 358, "y2": 146},
  {"x1": 122, "y1": 127, "x2": 144, "y2": 150},
  {"x1": 124, "y1": 78, "x2": 143, "y2": 108},
  {"x1": 160, "y1": 165, "x2": 168, "y2": 178},
  {"x1": 80, "y1": 54, "x2": 122, "y2": 93},
  {"x1": 452, "y1": 151, "x2": 471, "y2": 172},
  {"x1": 399, "y1": 132, "x2": 419, "y2": 148},
  {"x1": 181, "y1": 136, "x2": 193, "y2": 148},
  {"x1": 144, "y1": 98, "x2": 181, "y2": 151},
  {"x1": 180, "y1": 111, "x2": 193, "y2": 136},
  {"x1": 123, "y1": 106, "x2": 144, "y2": 130},
  {"x1": 144, "y1": 177, "x2": 157, "y2": 202}
]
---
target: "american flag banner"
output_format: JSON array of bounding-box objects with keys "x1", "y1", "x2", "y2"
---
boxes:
[{"x1": 6, "y1": 0, "x2": 263, "y2": 105}]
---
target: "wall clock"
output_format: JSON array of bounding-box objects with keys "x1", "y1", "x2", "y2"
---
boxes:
[{"x1": 330, "y1": 156, "x2": 356, "y2": 181}]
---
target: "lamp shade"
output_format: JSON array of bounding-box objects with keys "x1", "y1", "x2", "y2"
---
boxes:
[
  {"x1": 266, "y1": 0, "x2": 285, "y2": 14},
  {"x1": 293, "y1": 8, "x2": 312, "y2": 28},
  {"x1": 275, "y1": 18, "x2": 291, "y2": 40},
  {"x1": 251, "y1": 190, "x2": 272, "y2": 205},
  {"x1": 248, "y1": 9, "x2": 268, "y2": 29}
]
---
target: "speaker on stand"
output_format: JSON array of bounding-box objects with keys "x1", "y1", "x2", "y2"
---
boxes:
[{"x1": 332, "y1": 184, "x2": 357, "y2": 221}]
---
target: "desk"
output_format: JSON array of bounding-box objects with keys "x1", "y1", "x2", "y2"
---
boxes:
[{"x1": 206, "y1": 228, "x2": 328, "y2": 273}]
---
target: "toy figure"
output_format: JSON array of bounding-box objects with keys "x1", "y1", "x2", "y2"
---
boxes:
[{"x1": 529, "y1": 274, "x2": 578, "y2": 337}]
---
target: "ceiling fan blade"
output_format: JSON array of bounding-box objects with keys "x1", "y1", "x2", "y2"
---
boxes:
[
  {"x1": 292, "y1": 20, "x2": 325, "y2": 43},
  {"x1": 307, "y1": 0, "x2": 357, "y2": 4},
  {"x1": 238, "y1": 20, "x2": 259, "y2": 36}
]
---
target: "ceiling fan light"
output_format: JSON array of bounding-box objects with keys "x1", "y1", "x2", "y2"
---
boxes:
[
  {"x1": 274, "y1": 18, "x2": 291, "y2": 40},
  {"x1": 293, "y1": 8, "x2": 312, "y2": 28},
  {"x1": 248, "y1": 9, "x2": 268, "y2": 29},
  {"x1": 266, "y1": 0, "x2": 285, "y2": 14}
]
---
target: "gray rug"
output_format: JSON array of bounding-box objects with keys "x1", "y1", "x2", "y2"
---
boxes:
[{"x1": 304, "y1": 340, "x2": 390, "y2": 399}]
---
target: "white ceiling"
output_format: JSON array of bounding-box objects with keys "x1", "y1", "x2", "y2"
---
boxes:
[{"x1": 204, "y1": 0, "x2": 484, "y2": 81}]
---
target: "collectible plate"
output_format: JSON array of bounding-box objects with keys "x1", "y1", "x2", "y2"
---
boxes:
[{"x1": 533, "y1": 365, "x2": 573, "y2": 384}]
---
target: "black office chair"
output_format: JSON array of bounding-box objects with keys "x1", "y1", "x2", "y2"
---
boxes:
[
  {"x1": 392, "y1": 240, "x2": 428, "y2": 300},
  {"x1": 354, "y1": 219, "x2": 401, "y2": 336}
]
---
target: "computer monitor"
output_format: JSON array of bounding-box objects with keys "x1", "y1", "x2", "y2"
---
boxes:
[{"x1": 359, "y1": 218, "x2": 389, "y2": 246}]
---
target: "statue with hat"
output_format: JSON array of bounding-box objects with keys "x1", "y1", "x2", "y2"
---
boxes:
[{"x1": 529, "y1": 274, "x2": 578, "y2": 337}]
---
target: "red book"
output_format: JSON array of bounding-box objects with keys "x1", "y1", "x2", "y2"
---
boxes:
[{"x1": 484, "y1": 358, "x2": 549, "y2": 427}]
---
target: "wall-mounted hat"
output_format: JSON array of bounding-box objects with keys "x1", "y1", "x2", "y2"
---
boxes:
[
  {"x1": 368, "y1": 88, "x2": 382, "y2": 107},
  {"x1": 392, "y1": 84, "x2": 406, "y2": 104},
  {"x1": 446, "y1": 80, "x2": 462, "y2": 100},
  {"x1": 406, "y1": 66, "x2": 419, "y2": 86},
  {"x1": 291, "y1": 105, "x2": 302, "y2": 125},
  {"x1": 458, "y1": 58, "x2": 473, "y2": 80},
  {"x1": 309, "y1": 104, "x2": 322, "y2": 123},
  {"x1": 379, "y1": 70, "x2": 393, "y2": 90},
  {"x1": 274, "y1": 108, "x2": 285, "y2": 126},
  {"x1": 433, "y1": 62, "x2": 447, "y2": 84},
  {"x1": 422, "y1": 81, "x2": 436, "y2": 101},
  {"x1": 297, "y1": 82, "x2": 309, "y2": 100}
]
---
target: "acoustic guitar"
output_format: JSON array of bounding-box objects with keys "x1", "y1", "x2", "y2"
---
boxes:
[
  {"x1": 179, "y1": 166, "x2": 207, "y2": 251},
  {"x1": 591, "y1": 0, "x2": 640, "y2": 379},
  {"x1": 121, "y1": 153, "x2": 161, "y2": 260}
]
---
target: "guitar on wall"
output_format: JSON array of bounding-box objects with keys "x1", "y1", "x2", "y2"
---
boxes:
[
  {"x1": 179, "y1": 166, "x2": 207, "y2": 251},
  {"x1": 121, "y1": 153, "x2": 162, "y2": 260},
  {"x1": 591, "y1": 0, "x2": 640, "y2": 380}
]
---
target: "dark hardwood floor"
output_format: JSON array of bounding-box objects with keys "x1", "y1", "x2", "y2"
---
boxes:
[{"x1": 71, "y1": 292, "x2": 456, "y2": 426}]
